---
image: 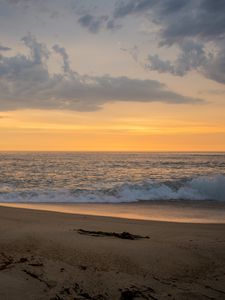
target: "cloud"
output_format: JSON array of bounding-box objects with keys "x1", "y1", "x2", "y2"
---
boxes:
[
  {"x1": 3, "y1": 1, "x2": 225, "y2": 84},
  {"x1": 113, "y1": 0, "x2": 225, "y2": 85},
  {"x1": 114, "y1": 0, "x2": 225, "y2": 42},
  {"x1": 0, "y1": 34, "x2": 202, "y2": 112},
  {"x1": 146, "y1": 40, "x2": 209, "y2": 76},
  {"x1": 114, "y1": 0, "x2": 156, "y2": 18},
  {"x1": 78, "y1": 13, "x2": 119, "y2": 33},
  {"x1": 158, "y1": 0, "x2": 225, "y2": 45},
  {"x1": 21, "y1": 33, "x2": 50, "y2": 64},
  {"x1": 52, "y1": 44, "x2": 72, "y2": 75},
  {"x1": 0, "y1": 45, "x2": 11, "y2": 51},
  {"x1": 78, "y1": 14, "x2": 108, "y2": 33},
  {"x1": 145, "y1": 39, "x2": 225, "y2": 84},
  {"x1": 2, "y1": 0, "x2": 60, "y2": 20},
  {"x1": 4, "y1": 0, "x2": 46, "y2": 10},
  {"x1": 200, "y1": 89, "x2": 225, "y2": 95}
]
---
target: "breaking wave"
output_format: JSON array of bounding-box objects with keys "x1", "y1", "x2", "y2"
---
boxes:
[{"x1": 0, "y1": 175, "x2": 225, "y2": 203}]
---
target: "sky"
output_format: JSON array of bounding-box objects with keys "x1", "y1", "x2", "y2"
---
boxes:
[{"x1": 0, "y1": 0, "x2": 225, "y2": 151}]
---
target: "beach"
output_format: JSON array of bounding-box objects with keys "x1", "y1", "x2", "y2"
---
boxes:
[
  {"x1": 0, "y1": 205, "x2": 225, "y2": 299},
  {"x1": 1, "y1": 0, "x2": 225, "y2": 297}
]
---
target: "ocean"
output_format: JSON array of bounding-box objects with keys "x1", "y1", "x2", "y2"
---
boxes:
[{"x1": 0, "y1": 152, "x2": 225, "y2": 203}]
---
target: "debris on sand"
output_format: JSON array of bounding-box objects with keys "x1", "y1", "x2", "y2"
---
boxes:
[{"x1": 76, "y1": 229, "x2": 149, "y2": 240}]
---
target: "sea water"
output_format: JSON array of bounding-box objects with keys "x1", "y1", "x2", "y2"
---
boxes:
[{"x1": 0, "y1": 152, "x2": 225, "y2": 203}]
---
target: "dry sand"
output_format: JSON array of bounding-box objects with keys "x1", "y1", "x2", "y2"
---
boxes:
[{"x1": 0, "y1": 205, "x2": 225, "y2": 299}]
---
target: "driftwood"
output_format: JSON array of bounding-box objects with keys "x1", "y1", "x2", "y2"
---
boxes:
[{"x1": 77, "y1": 229, "x2": 149, "y2": 240}]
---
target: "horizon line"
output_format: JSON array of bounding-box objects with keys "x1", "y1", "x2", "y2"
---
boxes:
[{"x1": 0, "y1": 150, "x2": 225, "y2": 153}]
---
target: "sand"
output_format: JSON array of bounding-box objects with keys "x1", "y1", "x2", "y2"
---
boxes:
[
  {"x1": 0, "y1": 205, "x2": 225, "y2": 299},
  {"x1": 1, "y1": 201, "x2": 225, "y2": 223}
]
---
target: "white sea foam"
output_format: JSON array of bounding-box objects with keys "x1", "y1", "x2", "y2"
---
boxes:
[{"x1": 0, "y1": 175, "x2": 224, "y2": 203}]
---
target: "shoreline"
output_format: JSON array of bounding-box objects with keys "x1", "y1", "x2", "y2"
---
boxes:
[
  {"x1": 1, "y1": 200, "x2": 225, "y2": 224},
  {"x1": 0, "y1": 205, "x2": 225, "y2": 299}
]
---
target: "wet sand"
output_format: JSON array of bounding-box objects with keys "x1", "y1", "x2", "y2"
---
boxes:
[
  {"x1": 1, "y1": 200, "x2": 225, "y2": 223},
  {"x1": 0, "y1": 205, "x2": 225, "y2": 299}
]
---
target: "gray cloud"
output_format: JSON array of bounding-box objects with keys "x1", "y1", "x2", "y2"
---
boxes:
[
  {"x1": 113, "y1": 0, "x2": 225, "y2": 85},
  {"x1": 78, "y1": 13, "x2": 120, "y2": 33},
  {"x1": 0, "y1": 34, "x2": 203, "y2": 112},
  {"x1": 22, "y1": 33, "x2": 50, "y2": 64},
  {"x1": 159, "y1": 0, "x2": 225, "y2": 45},
  {"x1": 3, "y1": 0, "x2": 225, "y2": 84},
  {"x1": 114, "y1": 0, "x2": 225, "y2": 42},
  {"x1": 2, "y1": 0, "x2": 61, "y2": 20},
  {"x1": 146, "y1": 40, "x2": 209, "y2": 76},
  {"x1": 78, "y1": 14, "x2": 109, "y2": 33},
  {"x1": 200, "y1": 89, "x2": 225, "y2": 95},
  {"x1": 0, "y1": 45, "x2": 11, "y2": 51},
  {"x1": 145, "y1": 39, "x2": 225, "y2": 85},
  {"x1": 52, "y1": 44, "x2": 72, "y2": 75},
  {"x1": 203, "y1": 47, "x2": 225, "y2": 84},
  {"x1": 114, "y1": 0, "x2": 156, "y2": 18},
  {"x1": 4, "y1": 0, "x2": 46, "y2": 11}
]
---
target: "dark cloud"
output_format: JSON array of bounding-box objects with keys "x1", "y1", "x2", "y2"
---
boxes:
[
  {"x1": 114, "y1": 0, "x2": 156, "y2": 18},
  {"x1": 146, "y1": 40, "x2": 208, "y2": 76},
  {"x1": 114, "y1": 0, "x2": 225, "y2": 42},
  {"x1": 203, "y1": 47, "x2": 225, "y2": 84},
  {"x1": 113, "y1": 0, "x2": 225, "y2": 85},
  {"x1": 145, "y1": 37, "x2": 225, "y2": 85},
  {"x1": 159, "y1": 1, "x2": 225, "y2": 45},
  {"x1": 0, "y1": 34, "x2": 202, "y2": 112},
  {"x1": 78, "y1": 13, "x2": 120, "y2": 33},
  {"x1": 78, "y1": 14, "x2": 109, "y2": 33}
]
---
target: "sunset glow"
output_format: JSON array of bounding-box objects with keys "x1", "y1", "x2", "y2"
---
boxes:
[{"x1": 0, "y1": 0, "x2": 225, "y2": 151}]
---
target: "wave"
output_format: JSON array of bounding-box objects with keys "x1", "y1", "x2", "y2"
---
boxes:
[{"x1": 0, "y1": 175, "x2": 225, "y2": 203}]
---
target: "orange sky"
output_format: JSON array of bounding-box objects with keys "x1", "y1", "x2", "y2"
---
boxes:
[
  {"x1": 1, "y1": 100, "x2": 225, "y2": 151},
  {"x1": 0, "y1": 1, "x2": 225, "y2": 151}
]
